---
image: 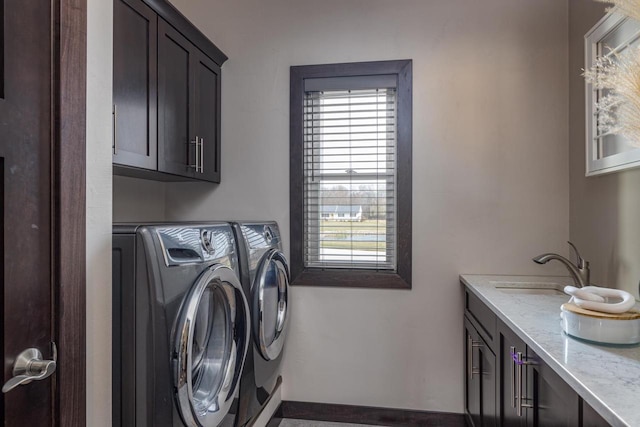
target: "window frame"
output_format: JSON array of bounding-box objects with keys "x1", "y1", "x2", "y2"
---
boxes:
[{"x1": 290, "y1": 60, "x2": 412, "y2": 289}]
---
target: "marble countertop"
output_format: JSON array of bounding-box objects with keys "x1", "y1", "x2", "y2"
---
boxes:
[{"x1": 460, "y1": 274, "x2": 640, "y2": 427}]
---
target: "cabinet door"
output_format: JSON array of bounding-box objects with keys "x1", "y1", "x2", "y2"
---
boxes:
[
  {"x1": 113, "y1": 0, "x2": 157, "y2": 169},
  {"x1": 193, "y1": 50, "x2": 221, "y2": 182},
  {"x1": 480, "y1": 344, "x2": 497, "y2": 427},
  {"x1": 582, "y1": 400, "x2": 610, "y2": 427},
  {"x1": 499, "y1": 323, "x2": 527, "y2": 427},
  {"x1": 158, "y1": 18, "x2": 196, "y2": 179},
  {"x1": 465, "y1": 318, "x2": 482, "y2": 427},
  {"x1": 526, "y1": 348, "x2": 579, "y2": 427}
]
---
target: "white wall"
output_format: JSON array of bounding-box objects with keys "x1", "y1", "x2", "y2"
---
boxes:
[
  {"x1": 86, "y1": 0, "x2": 113, "y2": 424},
  {"x1": 164, "y1": 0, "x2": 570, "y2": 413}
]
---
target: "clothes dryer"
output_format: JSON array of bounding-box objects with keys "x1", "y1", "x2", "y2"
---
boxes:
[
  {"x1": 112, "y1": 223, "x2": 251, "y2": 427},
  {"x1": 232, "y1": 222, "x2": 290, "y2": 426}
]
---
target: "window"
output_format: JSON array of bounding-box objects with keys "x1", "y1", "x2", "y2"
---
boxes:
[{"x1": 290, "y1": 60, "x2": 412, "y2": 289}]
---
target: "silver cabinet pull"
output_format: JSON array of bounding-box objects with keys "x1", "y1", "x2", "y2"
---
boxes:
[
  {"x1": 200, "y1": 137, "x2": 204, "y2": 173},
  {"x1": 112, "y1": 104, "x2": 117, "y2": 155},
  {"x1": 515, "y1": 350, "x2": 535, "y2": 417},
  {"x1": 2, "y1": 344, "x2": 57, "y2": 393},
  {"x1": 190, "y1": 135, "x2": 200, "y2": 172},
  {"x1": 467, "y1": 334, "x2": 482, "y2": 380},
  {"x1": 510, "y1": 346, "x2": 517, "y2": 408},
  {"x1": 516, "y1": 351, "x2": 523, "y2": 416}
]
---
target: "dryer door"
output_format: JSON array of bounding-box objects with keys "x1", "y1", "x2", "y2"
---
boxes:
[
  {"x1": 174, "y1": 264, "x2": 250, "y2": 427},
  {"x1": 253, "y1": 249, "x2": 290, "y2": 361}
]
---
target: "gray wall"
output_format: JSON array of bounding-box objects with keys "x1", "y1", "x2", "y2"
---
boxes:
[
  {"x1": 568, "y1": 1, "x2": 640, "y2": 297},
  {"x1": 162, "y1": 0, "x2": 570, "y2": 413},
  {"x1": 113, "y1": 176, "x2": 167, "y2": 222}
]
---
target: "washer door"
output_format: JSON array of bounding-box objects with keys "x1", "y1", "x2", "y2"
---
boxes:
[
  {"x1": 174, "y1": 265, "x2": 250, "y2": 427},
  {"x1": 253, "y1": 249, "x2": 290, "y2": 361}
]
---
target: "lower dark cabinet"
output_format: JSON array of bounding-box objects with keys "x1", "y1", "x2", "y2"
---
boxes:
[
  {"x1": 582, "y1": 401, "x2": 610, "y2": 427},
  {"x1": 480, "y1": 342, "x2": 497, "y2": 427},
  {"x1": 498, "y1": 322, "x2": 580, "y2": 427},
  {"x1": 464, "y1": 317, "x2": 497, "y2": 427},
  {"x1": 527, "y1": 347, "x2": 580, "y2": 427},
  {"x1": 499, "y1": 323, "x2": 527, "y2": 427},
  {"x1": 464, "y1": 286, "x2": 610, "y2": 427}
]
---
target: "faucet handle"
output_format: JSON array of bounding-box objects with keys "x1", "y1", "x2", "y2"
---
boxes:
[{"x1": 567, "y1": 241, "x2": 587, "y2": 268}]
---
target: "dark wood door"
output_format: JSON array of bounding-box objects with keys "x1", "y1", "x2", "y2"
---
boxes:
[
  {"x1": 194, "y1": 50, "x2": 221, "y2": 183},
  {"x1": 480, "y1": 343, "x2": 497, "y2": 427},
  {"x1": 113, "y1": 0, "x2": 158, "y2": 169},
  {"x1": 464, "y1": 319, "x2": 481, "y2": 427},
  {"x1": 526, "y1": 348, "x2": 579, "y2": 427},
  {"x1": 0, "y1": 1, "x2": 54, "y2": 424},
  {"x1": 499, "y1": 323, "x2": 527, "y2": 427},
  {"x1": 582, "y1": 400, "x2": 610, "y2": 427},
  {"x1": 158, "y1": 18, "x2": 196, "y2": 179}
]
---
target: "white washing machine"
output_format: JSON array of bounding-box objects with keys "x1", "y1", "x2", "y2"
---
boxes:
[
  {"x1": 112, "y1": 223, "x2": 251, "y2": 426},
  {"x1": 232, "y1": 222, "x2": 290, "y2": 426}
]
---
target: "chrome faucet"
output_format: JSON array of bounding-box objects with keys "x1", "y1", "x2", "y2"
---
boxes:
[{"x1": 532, "y1": 241, "x2": 590, "y2": 288}]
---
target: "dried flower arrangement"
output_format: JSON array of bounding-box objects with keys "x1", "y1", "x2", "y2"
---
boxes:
[
  {"x1": 584, "y1": 1, "x2": 640, "y2": 146},
  {"x1": 597, "y1": 0, "x2": 640, "y2": 22},
  {"x1": 584, "y1": 46, "x2": 640, "y2": 145}
]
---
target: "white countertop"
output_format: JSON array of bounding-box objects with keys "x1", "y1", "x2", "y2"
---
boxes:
[{"x1": 460, "y1": 274, "x2": 640, "y2": 427}]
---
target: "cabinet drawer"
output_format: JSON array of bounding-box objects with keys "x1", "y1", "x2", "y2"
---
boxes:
[{"x1": 465, "y1": 289, "x2": 496, "y2": 345}]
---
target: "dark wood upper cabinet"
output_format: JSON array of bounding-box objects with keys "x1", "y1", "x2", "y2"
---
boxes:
[
  {"x1": 113, "y1": 0, "x2": 226, "y2": 183},
  {"x1": 194, "y1": 51, "x2": 221, "y2": 182},
  {"x1": 158, "y1": 18, "x2": 195, "y2": 179},
  {"x1": 113, "y1": 0, "x2": 157, "y2": 169}
]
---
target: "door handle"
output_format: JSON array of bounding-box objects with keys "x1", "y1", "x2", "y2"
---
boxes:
[
  {"x1": 2, "y1": 344, "x2": 57, "y2": 393},
  {"x1": 515, "y1": 350, "x2": 535, "y2": 417},
  {"x1": 190, "y1": 136, "x2": 200, "y2": 172},
  {"x1": 200, "y1": 137, "x2": 204, "y2": 174},
  {"x1": 112, "y1": 104, "x2": 117, "y2": 155},
  {"x1": 467, "y1": 334, "x2": 482, "y2": 380}
]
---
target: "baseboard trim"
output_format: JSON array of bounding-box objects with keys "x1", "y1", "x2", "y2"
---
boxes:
[{"x1": 274, "y1": 401, "x2": 465, "y2": 426}]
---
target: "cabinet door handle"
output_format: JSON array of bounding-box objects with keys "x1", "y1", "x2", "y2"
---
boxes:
[
  {"x1": 467, "y1": 334, "x2": 482, "y2": 380},
  {"x1": 510, "y1": 346, "x2": 516, "y2": 408},
  {"x1": 190, "y1": 136, "x2": 200, "y2": 172},
  {"x1": 200, "y1": 137, "x2": 204, "y2": 173},
  {"x1": 516, "y1": 351, "x2": 523, "y2": 417},
  {"x1": 515, "y1": 351, "x2": 535, "y2": 417},
  {"x1": 112, "y1": 104, "x2": 117, "y2": 155}
]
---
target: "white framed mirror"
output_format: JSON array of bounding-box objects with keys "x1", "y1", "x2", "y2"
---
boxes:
[{"x1": 585, "y1": 11, "x2": 640, "y2": 176}]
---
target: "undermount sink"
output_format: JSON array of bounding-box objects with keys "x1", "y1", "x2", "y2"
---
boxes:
[{"x1": 490, "y1": 281, "x2": 565, "y2": 296}]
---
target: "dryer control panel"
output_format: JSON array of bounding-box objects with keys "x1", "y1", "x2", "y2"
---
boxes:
[{"x1": 155, "y1": 225, "x2": 235, "y2": 266}]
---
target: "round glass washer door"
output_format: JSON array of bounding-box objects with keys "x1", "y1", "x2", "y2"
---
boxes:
[
  {"x1": 174, "y1": 264, "x2": 250, "y2": 427},
  {"x1": 252, "y1": 249, "x2": 290, "y2": 361}
]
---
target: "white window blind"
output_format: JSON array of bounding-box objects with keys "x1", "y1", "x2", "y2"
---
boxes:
[{"x1": 303, "y1": 83, "x2": 397, "y2": 271}]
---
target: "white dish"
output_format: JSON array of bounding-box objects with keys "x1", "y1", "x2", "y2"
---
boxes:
[{"x1": 560, "y1": 307, "x2": 640, "y2": 345}]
